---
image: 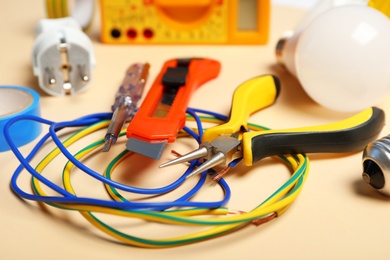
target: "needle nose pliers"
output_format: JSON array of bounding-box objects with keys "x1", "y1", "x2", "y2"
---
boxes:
[{"x1": 160, "y1": 74, "x2": 385, "y2": 178}]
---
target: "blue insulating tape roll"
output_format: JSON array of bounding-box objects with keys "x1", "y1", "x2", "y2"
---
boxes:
[{"x1": 0, "y1": 86, "x2": 42, "y2": 152}]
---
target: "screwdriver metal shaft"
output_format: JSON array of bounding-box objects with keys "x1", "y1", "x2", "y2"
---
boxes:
[{"x1": 103, "y1": 63, "x2": 149, "y2": 152}]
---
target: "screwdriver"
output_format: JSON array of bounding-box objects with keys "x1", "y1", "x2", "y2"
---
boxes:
[{"x1": 103, "y1": 63, "x2": 150, "y2": 152}]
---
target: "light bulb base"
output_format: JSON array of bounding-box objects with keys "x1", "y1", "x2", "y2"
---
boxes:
[
  {"x1": 362, "y1": 135, "x2": 390, "y2": 196},
  {"x1": 275, "y1": 31, "x2": 294, "y2": 65}
]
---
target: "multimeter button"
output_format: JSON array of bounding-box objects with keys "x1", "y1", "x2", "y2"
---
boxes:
[
  {"x1": 143, "y1": 28, "x2": 154, "y2": 39},
  {"x1": 111, "y1": 28, "x2": 121, "y2": 38},
  {"x1": 126, "y1": 28, "x2": 137, "y2": 39}
]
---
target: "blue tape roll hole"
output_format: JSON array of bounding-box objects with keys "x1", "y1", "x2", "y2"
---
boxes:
[{"x1": 0, "y1": 86, "x2": 42, "y2": 152}]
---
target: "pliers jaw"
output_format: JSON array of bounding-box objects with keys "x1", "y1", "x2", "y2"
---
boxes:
[
  {"x1": 208, "y1": 135, "x2": 243, "y2": 167},
  {"x1": 187, "y1": 135, "x2": 243, "y2": 178},
  {"x1": 159, "y1": 135, "x2": 243, "y2": 178},
  {"x1": 160, "y1": 74, "x2": 385, "y2": 183},
  {"x1": 160, "y1": 74, "x2": 281, "y2": 178}
]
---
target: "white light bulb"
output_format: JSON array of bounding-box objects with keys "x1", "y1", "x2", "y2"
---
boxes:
[{"x1": 276, "y1": 5, "x2": 390, "y2": 112}]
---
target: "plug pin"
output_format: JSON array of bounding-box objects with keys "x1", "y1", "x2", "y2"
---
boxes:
[
  {"x1": 45, "y1": 67, "x2": 56, "y2": 87},
  {"x1": 59, "y1": 38, "x2": 72, "y2": 94},
  {"x1": 32, "y1": 17, "x2": 95, "y2": 95},
  {"x1": 78, "y1": 64, "x2": 89, "y2": 82}
]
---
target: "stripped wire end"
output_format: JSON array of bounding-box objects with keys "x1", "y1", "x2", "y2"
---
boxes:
[
  {"x1": 228, "y1": 210, "x2": 278, "y2": 226},
  {"x1": 170, "y1": 149, "x2": 183, "y2": 158},
  {"x1": 251, "y1": 212, "x2": 278, "y2": 226},
  {"x1": 228, "y1": 209, "x2": 247, "y2": 215},
  {"x1": 212, "y1": 166, "x2": 231, "y2": 182}
]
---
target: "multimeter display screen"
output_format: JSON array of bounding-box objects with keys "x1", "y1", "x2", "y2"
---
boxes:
[{"x1": 238, "y1": 0, "x2": 258, "y2": 31}]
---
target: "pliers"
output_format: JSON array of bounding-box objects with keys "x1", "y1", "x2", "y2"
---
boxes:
[{"x1": 160, "y1": 74, "x2": 385, "y2": 178}]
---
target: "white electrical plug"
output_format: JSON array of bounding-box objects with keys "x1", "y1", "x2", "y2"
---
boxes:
[{"x1": 32, "y1": 17, "x2": 96, "y2": 96}]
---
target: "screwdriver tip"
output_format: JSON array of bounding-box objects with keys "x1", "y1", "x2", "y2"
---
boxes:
[{"x1": 102, "y1": 136, "x2": 114, "y2": 152}]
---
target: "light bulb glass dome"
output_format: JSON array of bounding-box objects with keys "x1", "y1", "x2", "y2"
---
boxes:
[{"x1": 282, "y1": 5, "x2": 390, "y2": 112}]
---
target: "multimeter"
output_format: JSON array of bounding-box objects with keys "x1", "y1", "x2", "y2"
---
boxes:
[{"x1": 99, "y1": 0, "x2": 270, "y2": 44}]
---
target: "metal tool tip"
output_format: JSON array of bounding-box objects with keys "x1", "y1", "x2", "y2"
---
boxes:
[
  {"x1": 102, "y1": 137, "x2": 113, "y2": 152},
  {"x1": 185, "y1": 168, "x2": 204, "y2": 179},
  {"x1": 185, "y1": 152, "x2": 226, "y2": 179},
  {"x1": 159, "y1": 160, "x2": 175, "y2": 168},
  {"x1": 159, "y1": 147, "x2": 209, "y2": 169}
]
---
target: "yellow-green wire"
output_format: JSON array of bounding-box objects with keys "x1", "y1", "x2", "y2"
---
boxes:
[{"x1": 31, "y1": 115, "x2": 309, "y2": 248}]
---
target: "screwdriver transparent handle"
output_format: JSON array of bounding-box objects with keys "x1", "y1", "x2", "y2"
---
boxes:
[
  {"x1": 112, "y1": 63, "x2": 150, "y2": 115},
  {"x1": 103, "y1": 63, "x2": 150, "y2": 152}
]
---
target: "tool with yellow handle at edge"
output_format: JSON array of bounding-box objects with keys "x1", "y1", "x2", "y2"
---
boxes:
[
  {"x1": 368, "y1": 0, "x2": 390, "y2": 18},
  {"x1": 243, "y1": 107, "x2": 384, "y2": 166},
  {"x1": 160, "y1": 74, "x2": 385, "y2": 178}
]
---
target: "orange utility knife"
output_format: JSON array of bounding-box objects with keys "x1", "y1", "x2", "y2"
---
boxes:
[{"x1": 126, "y1": 58, "x2": 221, "y2": 159}]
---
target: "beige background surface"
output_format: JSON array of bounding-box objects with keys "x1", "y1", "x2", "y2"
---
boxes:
[{"x1": 1, "y1": 1, "x2": 390, "y2": 259}]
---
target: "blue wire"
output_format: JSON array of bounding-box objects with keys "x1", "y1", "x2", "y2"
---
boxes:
[
  {"x1": 6, "y1": 113, "x2": 117, "y2": 200},
  {"x1": 5, "y1": 115, "x2": 76, "y2": 197},
  {"x1": 189, "y1": 107, "x2": 229, "y2": 121},
  {"x1": 186, "y1": 108, "x2": 204, "y2": 141},
  {"x1": 48, "y1": 119, "x2": 206, "y2": 195},
  {"x1": 5, "y1": 109, "x2": 231, "y2": 210},
  {"x1": 182, "y1": 126, "x2": 200, "y2": 143}
]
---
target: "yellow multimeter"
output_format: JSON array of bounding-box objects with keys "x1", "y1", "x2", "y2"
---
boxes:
[{"x1": 99, "y1": 0, "x2": 270, "y2": 44}]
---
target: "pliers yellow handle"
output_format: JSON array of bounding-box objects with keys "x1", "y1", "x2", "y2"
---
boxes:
[
  {"x1": 160, "y1": 74, "x2": 385, "y2": 178},
  {"x1": 202, "y1": 75, "x2": 280, "y2": 141},
  {"x1": 243, "y1": 107, "x2": 384, "y2": 166}
]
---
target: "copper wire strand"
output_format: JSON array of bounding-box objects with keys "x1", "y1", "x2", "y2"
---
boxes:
[
  {"x1": 212, "y1": 166, "x2": 231, "y2": 182},
  {"x1": 228, "y1": 210, "x2": 278, "y2": 226},
  {"x1": 170, "y1": 150, "x2": 191, "y2": 166},
  {"x1": 228, "y1": 209, "x2": 247, "y2": 215},
  {"x1": 251, "y1": 212, "x2": 278, "y2": 226},
  {"x1": 171, "y1": 150, "x2": 183, "y2": 158}
]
